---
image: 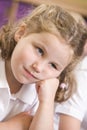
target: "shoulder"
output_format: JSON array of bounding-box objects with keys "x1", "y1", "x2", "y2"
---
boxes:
[
  {"x1": 74, "y1": 57, "x2": 87, "y2": 93},
  {"x1": 54, "y1": 57, "x2": 87, "y2": 121},
  {"x1": 54, "y1": 57, "x2": 87, "y2": 127},
  {"x1": 75, "y1": 57, "x2": 87, "y2": 94}
]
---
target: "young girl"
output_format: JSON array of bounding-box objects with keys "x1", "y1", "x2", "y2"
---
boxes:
[{"x1": 0, "y1": 4, "x2": 87, "y2": 130}]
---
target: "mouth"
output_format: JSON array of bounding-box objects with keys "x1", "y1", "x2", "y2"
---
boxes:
[{"x1": 23, "y1": 67, "x2": 39, "y2": 80}]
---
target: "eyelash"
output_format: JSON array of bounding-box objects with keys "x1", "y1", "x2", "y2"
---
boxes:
[
  {"x1": 50, "y1": 63, "x2": 57, "y2": 70},
  {"x1": 36, "y1": 47, "x2": 44, "y2": 56}
]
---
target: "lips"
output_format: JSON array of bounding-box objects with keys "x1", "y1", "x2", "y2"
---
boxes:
[{"x1": 23, "y1": 66, "x2": 39, "y2": 80}]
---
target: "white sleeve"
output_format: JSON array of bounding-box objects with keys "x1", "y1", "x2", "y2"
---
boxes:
[{"x1": 55, "y1": 69, "x2": 87, "y2": 121}]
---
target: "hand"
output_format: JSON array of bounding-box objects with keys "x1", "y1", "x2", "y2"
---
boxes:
[
  {"x1": 5, "y1": 112, "x2": 33, "y2": 130},
  {"x1": 36, "y1": 78, "x2": 59, "y2": 103}
]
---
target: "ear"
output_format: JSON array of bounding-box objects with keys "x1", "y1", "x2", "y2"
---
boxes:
[{"x1": 14, "y1": 23, "x2": 26, "y2": 42}]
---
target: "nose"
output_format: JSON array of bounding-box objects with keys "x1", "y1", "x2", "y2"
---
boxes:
[{"x1": 32, "y1": 61, "x2": 45, "y2": 73}]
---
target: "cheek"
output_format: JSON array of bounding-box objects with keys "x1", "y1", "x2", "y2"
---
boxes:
[
  {"x1": 53, "y1": 69, "x2": 64, "y2": 78},
  {"x1": 15, "y1": 49, "x2": 38, "y2": 66},
  {"x1": 46, "y1": 69, "x2": 61, "y2": 78}
]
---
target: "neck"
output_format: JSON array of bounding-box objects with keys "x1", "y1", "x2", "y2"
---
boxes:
[{"x1": 5, "y1": 60, "x2": 22, "y2": 94}]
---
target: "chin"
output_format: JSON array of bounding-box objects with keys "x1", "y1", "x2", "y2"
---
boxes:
[{"x1": 18, "y1": 79, "x2": 34, "y2": 85}]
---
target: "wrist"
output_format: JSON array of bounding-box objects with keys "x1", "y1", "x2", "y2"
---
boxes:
[
  {"x1": 39, "y1": 99, "x2": 54, "y2": 108},
  {"x1": 40, "y1": 97, "x2": 55, "y2": 104}
]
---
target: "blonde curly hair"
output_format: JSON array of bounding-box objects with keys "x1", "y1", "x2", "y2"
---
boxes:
[{"x1": 0, "y1": 4, "x2": 87, "y2": 102}]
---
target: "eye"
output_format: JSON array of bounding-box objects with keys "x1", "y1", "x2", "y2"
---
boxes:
[
  {"x1": 50, "y1": 63, "x2": 57, "y2": 70},
  {"x1": 36, "y1": 47, "x2": 44, "y2": 56}
]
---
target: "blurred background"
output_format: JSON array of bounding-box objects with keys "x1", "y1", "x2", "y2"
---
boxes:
[{"x1": 0, "y1": 0, "x2": 87, "y2": 27}]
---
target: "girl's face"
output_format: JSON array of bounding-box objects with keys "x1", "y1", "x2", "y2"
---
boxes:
[{"x1": 11, "y1": 32, "x2": 73, "y2": 84}]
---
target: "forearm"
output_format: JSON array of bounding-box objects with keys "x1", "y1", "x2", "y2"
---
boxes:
[
  {"x1": 0, "y1": 121, "x2": 17, "y2": 130},
  {"x1": 0, "y1": 120, "x2": 23, "y2": 130},
  {"x1": 29, "y1": 78, "x2": 59, "y2": 130},
  {"x1": 0, "y1": 112, "x2": 32, "y2": 130},
  {"x1": 0, "y1": 122, "x2": 8, "y2": 130},
  {"x1": 29, "y1": 101, "x2": 54, "y2": 130}
]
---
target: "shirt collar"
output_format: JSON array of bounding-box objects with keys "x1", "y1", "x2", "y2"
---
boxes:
[
  {"x1": 16, "y1": 83, "x2": 37, "y2": 105},
  {"x1": 0, "y1": 58, "x2": 37, "y2": 107}
]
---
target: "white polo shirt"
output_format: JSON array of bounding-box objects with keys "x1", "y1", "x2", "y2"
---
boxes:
[
  {"x1": 0, "y1": 58, "x2": 39, "y2": 121},
  {"x1": 54, "y1": 57, "x2": 87, "y2": 130}
]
